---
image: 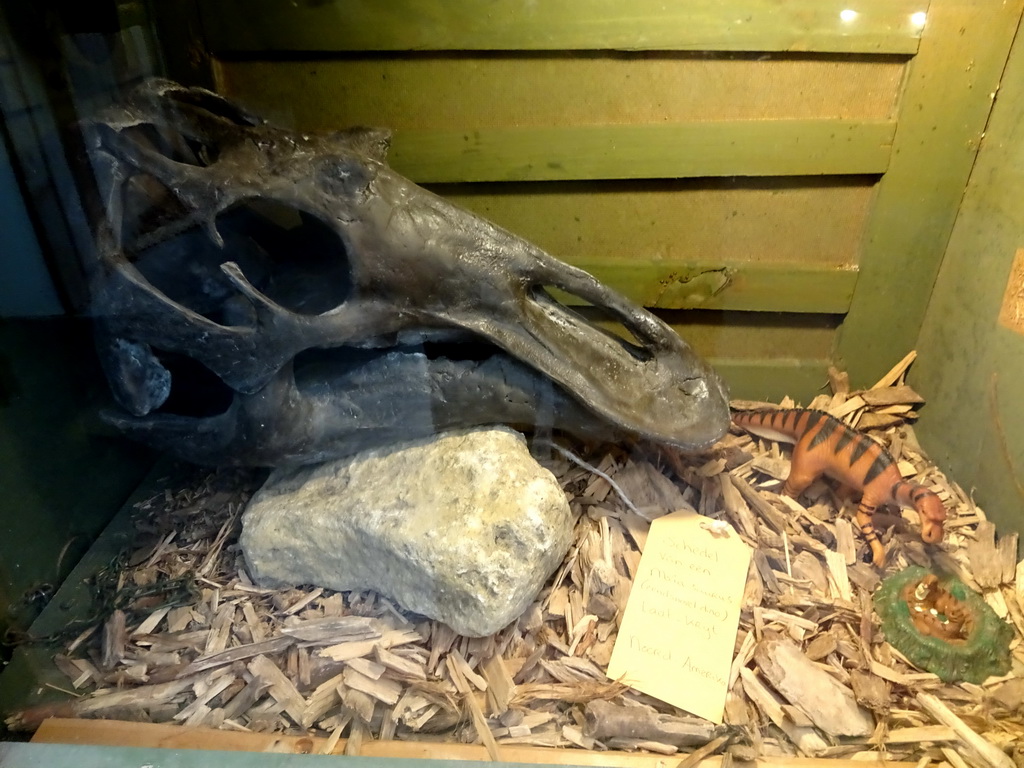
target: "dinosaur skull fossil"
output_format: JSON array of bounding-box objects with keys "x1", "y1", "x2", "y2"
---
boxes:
[{"x1": 84, "y1": 79, "x2": 729, "y2": 466}]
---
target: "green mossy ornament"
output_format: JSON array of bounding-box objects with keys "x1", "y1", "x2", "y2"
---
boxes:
[{"x1": 874, "y1": 566, "x2": 1012, "y2": 684}]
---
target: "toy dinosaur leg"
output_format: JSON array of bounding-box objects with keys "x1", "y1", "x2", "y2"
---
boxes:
[
  {"x1": 782, "y1": 464, "x2": 817, "y2": 499},
  {"x1": 856, "y1": 499, "x2": 885, "y2": 567}
]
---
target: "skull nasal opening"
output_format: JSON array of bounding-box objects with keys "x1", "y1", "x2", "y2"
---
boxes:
[{"x1": 529, "y1": 284, "x2": 654, "y2": 363}]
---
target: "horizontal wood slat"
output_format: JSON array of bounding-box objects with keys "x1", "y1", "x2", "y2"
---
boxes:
[
  {"x1": 712, "y1": 358, "x2": 833, "y2": 402},
  {"x1": 553, "y1": 262, "x2": 857, "y2": 313},
  {"x1": 436, "y1": 178, "x2": 875, "y2": 272},
  {"x1": 389, "y1": 120, "x2": 895, "y2": 183},
  {"x1": 218, "y1": 57, "x2": 906, "y2": 131},
  {"x1": 200, "y1": 0, "x2": 924, "y2": 54},
  {"x1": 30, "y1": 717, "x2": 918, "y2": 767}
]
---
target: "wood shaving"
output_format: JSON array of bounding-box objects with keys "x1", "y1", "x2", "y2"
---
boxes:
[{"x1": 8, "y1": 367, "x2": 1024, "y2": 766}]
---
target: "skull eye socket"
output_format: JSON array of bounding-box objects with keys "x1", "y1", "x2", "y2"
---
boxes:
[
  {"x1": 127, "y1": 200, "x2": 353, "y2": 323},
  {"x1": 120, "y1": 172, "x2": 192, "y2": 244},
  {"x1": 162, "y1": 87, "x2": 258, "y2": 129},
  {"x1": 120, "y1": 122, "x2": 220, "y2": 168},
  {"x1": 216, "y1": 201, "x2": 354, "y2": 316}
]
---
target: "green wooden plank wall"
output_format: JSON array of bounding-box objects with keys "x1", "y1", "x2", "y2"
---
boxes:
[
  {"x1": 911, "y1": 12, "x2": 1024, "y2": 541},
  {"x1": 836, "y1": 0, "x2": 1024, "y2": 385},
  {"x1": 212, "y1": 46, "x2": 904, "y2": 361},
  {"x1": 217, "y1": 53, "x2": 896, "y2": 329},
  {"x1": 174, "y1": 0, "x2": 1019, "y2": 399}
]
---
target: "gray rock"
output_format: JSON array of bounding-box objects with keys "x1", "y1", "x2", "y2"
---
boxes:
[{"x1": 240, "y1": 426, "x2": 573, "y2": 636}]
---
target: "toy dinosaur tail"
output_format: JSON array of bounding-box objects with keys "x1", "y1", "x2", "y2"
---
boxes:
[
  {"x1": 731, "y1": 408, "x2": 824, "y2": 444},
  {"x1": 734, "y1": 408, "x2": 894, "y2": 488}
]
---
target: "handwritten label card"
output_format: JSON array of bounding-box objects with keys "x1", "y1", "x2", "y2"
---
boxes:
[{"x1": 607, "y1": 510, "x2": 751, "y2": 723}]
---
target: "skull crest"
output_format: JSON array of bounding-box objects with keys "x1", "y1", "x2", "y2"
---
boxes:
[{"x1": 84, "y1": 79, "x2": 729, "y2": 466}]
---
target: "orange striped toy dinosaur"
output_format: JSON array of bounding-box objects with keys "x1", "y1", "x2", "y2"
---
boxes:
[{"x1": 733, "y1": 409, "x2": 946, "y2": 567}]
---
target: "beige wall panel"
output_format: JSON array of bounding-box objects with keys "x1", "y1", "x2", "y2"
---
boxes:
[
  {"x1": 217, "y1": 54, "x2": 905, "y2": 131},
  {"x1": 430, "y1": 179, "x2": 873, "y2": 268}
]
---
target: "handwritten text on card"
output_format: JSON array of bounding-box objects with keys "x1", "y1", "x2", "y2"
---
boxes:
[{"x1": 607, "y1": 510, "x2": 751, "y2": 723}]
